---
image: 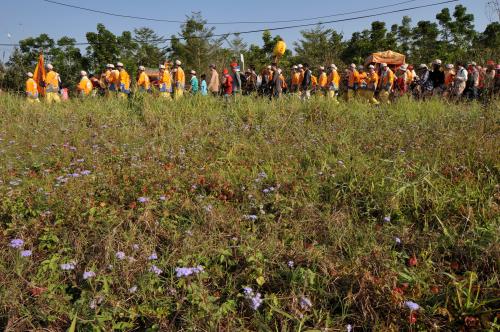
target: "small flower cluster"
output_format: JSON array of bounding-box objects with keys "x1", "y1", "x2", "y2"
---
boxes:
[
  {"x1": 299, "y1": 296, "x2": 313, "y2": 310},
  {"x1": 150, "y1": 265, "x2": 163, "y2": 275},
  {"x1": 83, "y1": 270, "x2": 96, "y2": 280},
  {"x1": 9, "y1": 238, "x2": 32, "y2": 257},
  {"x1": 137, "y1": 196, "x2": 149, "y2": 203},
  {"x1": 175, "y1": 265, "x2": 204, "y2": 278},
  {"x1": 243, "y1": 287, "x2": 263, "y2": 310},
  {"x1": 60, "y1": 261, "x2": 76, "y2": 270},
  {"x1": 404, "y1": 300, "x2": 420, "y2": 311},
  {"x1": 243, "y1": 214, "x2": 258, "y2": 221}
]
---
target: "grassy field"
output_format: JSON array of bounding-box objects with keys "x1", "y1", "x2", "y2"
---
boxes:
[{"x1": 0, "y1": 94, "x2": 499, "y2": 331}]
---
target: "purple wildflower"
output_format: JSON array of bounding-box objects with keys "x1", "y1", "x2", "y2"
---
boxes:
[
  {"x1": 137, "y1": 197, "x2": 149, "y2": 203},
  {"x1": 115, "y1": 251, "x2": 126, "y2": 260},
  {"x1": 20, "y1": 250, "x2": 32, "y2": 257},
  {"x1": 83, "y1": 271, "x2": 96, "y2": 280},
  {"x1": 243, "y1": 214, "x2": 258, "y2": 221},
  {"x1": 383, "y1": 215, "x2": 391, "y2": 222},
  {"x1": 128, "y1": 285, "x2": 138, "y2": 293},
  {"x1": 80, "y1": 170, "x2": 91, "y2": 176},
  {"x1": 347, "y1": 324, "x2": 353, "y2": 332},
  {"x1": 300, "y1": 297, "x2": 312, "y2": 310},
  {"x1": 243, "y1": 287, "x2": 263, "y2": 310},
  {"x1": 148, "y1": 252, "x2": 158, "y2": 260},
  {"x1": 404, "y1": 300, "x2": 420, "y2": 311},
  {"x1": 132, "y1": 244, "x2": 140, "y2": 251},
  {"x1": 287, "y1": 260, "x2": 294, "y2": 268},
  {"x1": 175, "y1": 265, "x2": 204, "y2": 278},
  {"x1": 9, "y1": 238, "x2": 24, "y2": 249},
  {"x1": 60, "y1": 262, "x2": 76, "y2": 270},
  {"x1": 149, "y1": 265, "x2": 163, "y2": 275},
  {"x1": 159, "y1": 195, "x2": 166, "y2": 201},
  {"x1": 76, "y1": 159, "x2": 85, "y2": 163},
  {"x1": 395, "y1": 237, "x2": 402, "y2": 244}
]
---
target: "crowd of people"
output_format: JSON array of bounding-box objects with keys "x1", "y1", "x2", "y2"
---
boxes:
[{"x1": 25, "y1": 58, "x2": 500, "y2": 104}]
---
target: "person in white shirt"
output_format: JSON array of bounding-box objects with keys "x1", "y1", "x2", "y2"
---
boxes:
[{"x1": 453, "y1": 62, "x2": 468, "y2": 98}]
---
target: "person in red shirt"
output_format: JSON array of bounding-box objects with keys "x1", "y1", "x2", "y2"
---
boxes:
[{"x1": 222, "y1": 69, "x2": 233, "y2": 99}]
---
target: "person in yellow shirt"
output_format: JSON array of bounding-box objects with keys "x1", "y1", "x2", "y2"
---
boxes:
[
  {"x1": 136, "y1": 65, "x2": 151, "y2": 93},
  {"x1": 379, "y1": 63, "x2": 394, "y2": 104},
  {"x1": 365, "y1": 65, "x2": 380, "y2": 105},
  {"x1": 44, "y1": 63, "x2": 61, "y2": 103},
  {"x1": 327, "y1": 64, "x2": 340, "y2": 104},
  {"x1": 174, "y1": 60, "x2": 185, "y2": 99},
  {"x1": 116, "y1": 62, "x2": 130, "y2": 98},
  {"x1": 318, "y1": 66, "x2": 328, "y2": 96},
  {"x1": 158, "y1": 64, "x2": 172, "y2": 99},
  {"x1": 346, "y1": 63, "x2": 359, "y2": 102},
  {"x1": 77, "y1": 71, "x2": 93, "y2": 97},
  {"x1": 25, "y1": 72, "x2": 40, "y2": 103}
]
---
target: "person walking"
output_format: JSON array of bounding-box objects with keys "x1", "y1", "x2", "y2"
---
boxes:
[
  {"x1": 346, "y1": 63, "x2": 359, "y2": 102},
  {"x1": 44, "y1": 63, "x2": 61, "y2": 103},
  {"x1": 200, "y1": 74, "x2": 208, "y2": 96},
  {"x1": 222, "y1": 68, "x2": 233, "y2": 101},
  {"x1": 208, "y1": 64, "x2": 220, "y2": 96},
  {"x1": 379, "y1": 63, "x2": 394, "y2": 104},
  {"x1": 453, "y1": 62, "x2": 468, "y2": 99},
  {"x1": 189, "y1": 70, "x2": 199, "y2": 94},
  {"x1": 300, "y1": 63, "x2": 312, "y2": 100},
  {"x1": 158, "y1": 64, "x2": 172, "y2": 99},
  {"x1": 318, "y1": 66, "x2": 328, "y2": 96},
  {"x1": 116, "y1": 62, "x2": 130, "y2": 98},
  {"x1": 77, "y1": 71, "x2": 93, "y2": 97},
  {"x1": 174, "y1": 60, "x2": 185, "y2": 99},
  {"x1": 137, "y1": 66, "x2": 151, "y2": 93},
  {"x1": 25, "y1": 72, "x2": 40, "y2": 103},
  {"x1": 327, "y1": 64, "x2": 340, "y2": 104}
]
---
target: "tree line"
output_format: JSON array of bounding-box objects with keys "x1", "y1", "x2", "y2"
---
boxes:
[{"x1": 0, "y1": 5, "x2": 498, "y2": 92}]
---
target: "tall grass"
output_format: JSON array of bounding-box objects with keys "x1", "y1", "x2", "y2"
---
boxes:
[{"x1": 0, "y1": 94, "x2": 498, "y2": 331}]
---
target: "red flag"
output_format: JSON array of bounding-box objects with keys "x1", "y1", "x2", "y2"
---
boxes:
[{"x1": 33, "y1": 53, "x2": 46, "y2": 96}]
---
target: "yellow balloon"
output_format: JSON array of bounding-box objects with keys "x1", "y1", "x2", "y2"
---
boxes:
[{"x1": 273, "y1": 40, "x2": 287, "y2": 57}]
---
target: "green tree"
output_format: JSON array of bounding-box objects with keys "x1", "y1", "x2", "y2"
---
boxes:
[
  {"x1": 294, "y1": 25, "x2": 345, "y2": 67},
  {"x1": 396, "y1": 16, "x2": 413, "y2": 56},
  {"x1": 86, "y1": 24, "x2": 119, "y2": 73},
  {"x1": 169, "y1": 12, "x2": 216, "y2": 73},
  {"x1": 49, "y1": 37, "x2": 89, "y2": 89},
  {"x1": 133, "y1": 27, "x2": 167, "y2": 68},
  {"x1": 410, "y1": 20, "x2": 440, "y2": 64}
]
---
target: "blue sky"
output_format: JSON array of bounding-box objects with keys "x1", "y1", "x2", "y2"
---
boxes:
[{"x1": 0, "y1": 0, "x2": 494, "y2": 60}]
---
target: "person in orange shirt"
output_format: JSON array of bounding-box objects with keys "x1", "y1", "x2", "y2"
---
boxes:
[
  {"x1": 290, "y1": 65, "x2": 300, "y2": 94},
  {"x1": 365, "y1": 65, "x2": 380, "y2": 105},
  {"x1": 25, "y1": 72, "x2": 40, "y2": 103},
  {"x1": 77, "y1": 71, "x2": 93, "y2": 97},
  {"x1": 107, "y1": 64, "x2": 118, "y2": 93},
  {"x1": 116, "y1": 62, "x2": 130, "y2": 98},
  {"x1": 158, "y1": 64, "x2": 172, "y2": 99},
  {"x1": 318, "y1": 66, "x2": 328, "y2": 96},
  {"x1": 357, "y1": 65, "x2": 369, "y2": 101},
  {"x1": 327, "y1": 64, "x2": 340, "y2": 104},
  {"x1": 174, "y1": 60, "x2": 185, "y2": 99},
  {"x1": 298, "y1": 64, "x2": 305, "y2": 91},
  {"x1": 346, "y1": 63, "x2": 359, "y2": 102},
  {"x1": 379, "y1": 63, "x2": 394, "y2": 104},
  {"x1": 44, "y1": 63, "x2": 61, "y2": 103},
  {"x1": 136, "y1": 65, "x2": 151, "y2": 93},
  {"x1": 443, "y1": 64, "x2": 456, "y2": 98}
]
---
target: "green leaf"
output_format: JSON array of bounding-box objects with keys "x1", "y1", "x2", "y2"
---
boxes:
[{"x1": 67, "y1": 313, "x2": 77, "y2": 332}]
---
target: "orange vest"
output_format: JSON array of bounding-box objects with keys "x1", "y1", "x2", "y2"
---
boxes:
[
  {"x1": 318, "y1": 72, "x2": 328, "y2": 87},
  {"x1": 348, "y1": 70, "x2": 359, "y2": 88},
  {"x1": 327, "y1": 71, "x2": 340, "y2": 89},
  {"x1": 78, "y1": 76, "x2": 93, "y2": 95}
]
